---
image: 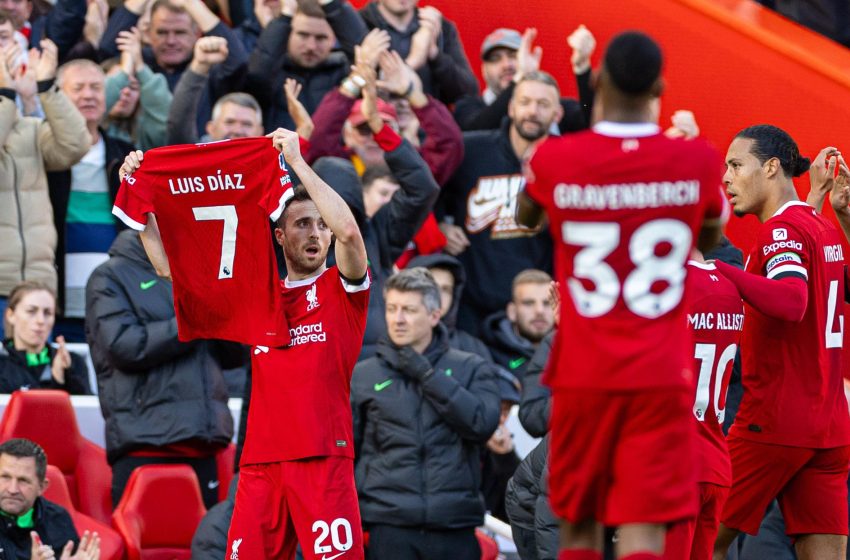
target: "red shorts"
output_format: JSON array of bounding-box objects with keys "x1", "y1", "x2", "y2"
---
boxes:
[
  {"x1": 721, "y1": 436, "x2": 850, "y2": 536},
  {"x1": 226, "y1": 456, "x2": 364, "y2": 560},
  {"x1": 664, "y1": 482, "x2": 729, "y2": 560},
  {"x1": 548, "y1": 388, "x2": 698, "y2": 526}
]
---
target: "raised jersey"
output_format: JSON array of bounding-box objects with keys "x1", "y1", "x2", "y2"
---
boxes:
[
  {"x1": 112, "y1": 137, "x2": 293, "y2": 347},
  {"x1": 686, "y1": 261, "x2": 744, "y2": 486},
  {"x1": 730, "y1": 201, "x2": 850, "y2": 448},
  {"x1": 241, "y1": 266, "x2": 370, "y2": 464},
  {"x1": 525, "y1": 121, "x2": 727, "y2": 390}
]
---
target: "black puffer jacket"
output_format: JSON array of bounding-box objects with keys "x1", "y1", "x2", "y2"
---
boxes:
[
  {"x1": 480, "y1": 311, "x2": 537, "y2": 380},
  {"x1": 0, "y1": 497, "x2": 78, "y2": 560},
  {"x1": 0, "y1": 340, "x2": 90, "y2": 394},
  {"x1": 406, "y1": 253, "x2": 492, "y2": 359},
  {"x1": 351, "y1": 325, "x2": 501, "y2": 529},
  {"x1": 314, "y1": 139, "x2": 439, "y2": 359},
  {"x1": 518, "y1": 332, "x2": 553, "y2": 438},
  {"x1": 505, "y1": 436, "x2": 558, "y2": 560},
  {"x1": 85, "y1": 230, "x2": 239, "y2": 463}
]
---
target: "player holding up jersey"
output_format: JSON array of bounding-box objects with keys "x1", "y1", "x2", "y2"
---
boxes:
[
  {"x1": 118, "y1": 127, "x2": 370, "y2": 558},
  {"x1": 516, "y1": 32, "x2": 727, "y2": 560},
  {"x1": 665, "y1": 252, "x2": 744, "y2": 560},
  {"x1": 711, "y1": 127, "x2": 850, "y2": 560}
]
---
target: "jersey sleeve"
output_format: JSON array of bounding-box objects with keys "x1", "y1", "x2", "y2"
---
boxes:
[
  {"x1": 337, "y1": 268, "x2": 371, "y2": 320},
  {"x1": 261, "y1": 150, "x2": 295, "y2": 222},
  {"x1": 756, "y1": 220, "x2": 810, "y2": 281},
  {"x1": 112, "y1": 170, "x2": 154, "y2": 231}
]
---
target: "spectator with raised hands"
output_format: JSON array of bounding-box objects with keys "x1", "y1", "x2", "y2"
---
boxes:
[
  {"x1": 0, "y1": 18, "x2": 42, "y2": 116},
  {"x1": 454, "y1": 25, "x2": 594, "y2": 133},
  {"x1": 104, "y1": 25, "x2": 172, "y2": 149},
  {"x1": 99, "y1": 0, "x2": 248, "y2": 135},
  {"x1": 0, "y1": 34, "x2": 89, "y2": 325},
  {"x1": 0, "y1": 0, "x2": 86, "y2": 63},
  {"x1": 244, "y1": 0, "x2": 364, "y2": 132},
  {"x1": 354, "y1": 0, "x2": 477, "y2": 105}
]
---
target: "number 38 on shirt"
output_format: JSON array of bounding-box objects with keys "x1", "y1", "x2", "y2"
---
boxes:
[{"x1": 563, "y1": 219, "x2": 692, "y2": 318}]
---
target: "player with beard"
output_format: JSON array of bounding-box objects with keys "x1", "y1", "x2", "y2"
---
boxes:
[
  {"x1": 223, "y1": 128, "x2": 369, "y2": 559},
  {"x1": 437, "y1": 71, "x2": 562, "y2": 334}
]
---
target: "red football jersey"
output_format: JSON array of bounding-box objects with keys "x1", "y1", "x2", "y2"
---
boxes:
[
  {"x1": 112, "y1": 137, "x2": 293, "y2": 347},
  {"x1": 686, "y1": 261, "x2": 744, "y2": 486},
  {"x1": 525, "y1": 121, "x2": 727, "y2": 390},
  {"x1": 730, "y1": 201, "x2": 850, "y2": 448},
  {"x1": 241, "y1": 266, "x2": 370, "y2": 465}
]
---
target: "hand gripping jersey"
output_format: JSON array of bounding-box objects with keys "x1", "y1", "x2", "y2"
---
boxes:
[
  {"x1": 112, "y1": 137, "x2": 293, "y2": 347},
  {"x1": 525, "y1": 121, "x2": 727, "y2": 390},
  {"x1": 730, "y1": 201, "x2": 850, "y2": 448},
  {"x1": 241, "y1": 266, "x2": 370, "y2": 465},
  {"x1": 686, "y1": 261, "x2": 744, "y2": 486}
]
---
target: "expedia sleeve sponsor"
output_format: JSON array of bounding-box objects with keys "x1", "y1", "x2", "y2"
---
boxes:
[{"x1": 762, "y1": 238, "x2": 807, "y2": 281}]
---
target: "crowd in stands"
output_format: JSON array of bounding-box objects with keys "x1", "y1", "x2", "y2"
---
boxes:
[{"x1": 0, "y1": 0, "x2": 845, "y2": 558}]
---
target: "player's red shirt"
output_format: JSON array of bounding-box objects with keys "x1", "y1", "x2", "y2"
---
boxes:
[
  {"x1": 525, "y1": 121, "x2": 727, "y2": 390},
  {"x1": 730, "y1": 201, "x2": 850, "y2": 448},
  {"x1": 112, "y1": 137, "x2": 293, "y2": 347},
  {"x1": 241, "y1": 266, "x2": 370, "y2": 465},
  {"x1": 686, "y1": 261, "x2": 744, "y2": 486}
]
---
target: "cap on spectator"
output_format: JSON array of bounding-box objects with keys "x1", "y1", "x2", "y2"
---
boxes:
[
  {"x1": 348, "y1": 99, "x2": 398, "y2": 127},
  {"x1": 481, "y1": 28, "x2": 522, "y2": 60},
  {"x1": 495, "y1": 368, "x2": 521, "y2": 404}
]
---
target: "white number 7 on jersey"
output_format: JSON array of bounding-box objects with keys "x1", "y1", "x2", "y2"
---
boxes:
[{"x1": 192, "y1": 205, "x2": 238, "y2": 280}]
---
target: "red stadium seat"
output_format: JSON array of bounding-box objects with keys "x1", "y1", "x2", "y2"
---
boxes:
[
  {"x1": 112, "y1": 464, "x2": 207, "y2": 560},
  {"x1": 0, "y1": 390, "x2": 113, "y2": 524},
  {"x1": 43, "y1": 465, "x2": 125, "y2": 560},
  {"x1": 476, "y1": 529, "x2": 498, "y2": 560},
  {"x1": 215, "y1": 443, "x2": 236, "y2": 502}
]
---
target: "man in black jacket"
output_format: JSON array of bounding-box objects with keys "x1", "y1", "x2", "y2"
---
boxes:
[
  {"x1": 351, "y1": 267, "x2": 500, "y2": 559},
  {"x1": 245, "y1": 0, "x2": 360, "y2": 131},
  {"x1": 0, "y1": 438, "x2": 99, "y2": 560},
  {"x1": 481, "y1": 269, "x2": 554, "y2": 381},
  {"x1": 85, "y1": 230, "x2": 241, "y2": 509},
  {"x1": 438, "y1": 72, "x2": 561, "y2": 335}
]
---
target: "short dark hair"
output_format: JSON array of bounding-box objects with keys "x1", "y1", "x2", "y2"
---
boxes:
[
  {"x1": 296, "y1": 0, "x2": 326, "y2": 18},
  {"x1": 150, "y1": 0, "x2": 189, "y2": 17},
  {"x1": 735, "y1": 124, "x2": 811, "y2": 178},
  {"x1": 603, "y1": 31, "x2": 663, "y2": 96},
  {"x1": 0, "y1": 10, "x2": 11, "y2": 26},
  {"x1": 361, "y1": 163, "x2": 395, "y2": 191},
  {"x1": 0, "y1": 439, "x2": 47, "y2": 482},
  {"x1": 277, "y1": 185, "x2": 313, "y2": 228}
]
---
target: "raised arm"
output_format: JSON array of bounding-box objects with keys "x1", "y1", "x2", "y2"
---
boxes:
[
  {"x1": 270, "y1": 128, "x2": 367, "y2": 280},
  {"x1": 806, "y1": 146, "x2": 842, "y2": 213}
]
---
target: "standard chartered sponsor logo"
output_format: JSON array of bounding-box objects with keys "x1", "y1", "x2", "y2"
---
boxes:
[{"x1": 289, "y1": 322, "x2": 327, "y2": 346}]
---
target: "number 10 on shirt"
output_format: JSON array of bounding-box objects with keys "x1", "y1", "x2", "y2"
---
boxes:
[{"x1": 193, "y1": 205, "x2": 239, "y2": 280}]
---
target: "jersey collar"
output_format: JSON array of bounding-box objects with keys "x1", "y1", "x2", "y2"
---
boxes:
[
  {"x1": 592, "y1": 121, "x2": 660, "y2": 138},
  {"x1": 687, "y1": 260, "x2": 717, "y2": 270},
  {"x1": 284, "y1": 268, "x2": 327, "y2": 289},
  {"x1": 772, "y1": 200, "x2": 810, "y2": 218}
]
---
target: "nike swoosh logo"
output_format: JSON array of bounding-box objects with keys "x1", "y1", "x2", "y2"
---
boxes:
[
  {"x1": 207, "y1": 480, "x2": 220, "y2": 489},
  {"x1": 374, "y1": 379, "x2": 392, "y2": 392},
  {"x1": 321, "y1": 552, "x2": 347, "y2": 560},
  {"x1": 140, "y1": 280, "x2": 158, "y2": 290},
  {"x1": 508, "y1": 357, "x2": 527, "y2": 370}
]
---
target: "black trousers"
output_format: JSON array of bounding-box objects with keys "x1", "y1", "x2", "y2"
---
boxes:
[
  {"x1": 111, "y1": 455, "x2": 220, "y2": 509},
  {"x1": 365, "y1": 524, "x2": 480, "y2": 560}
]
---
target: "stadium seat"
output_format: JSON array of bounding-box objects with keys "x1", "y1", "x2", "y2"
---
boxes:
[
  {"x1": 0, "y1": 390, "x2": 113, "y2": 524},
  {"x1": 112, "y1": 464, "x2": 207, "y2": 560},
  {"x1": 43, "y1": 465, "x2": 125, "y2": 560},
  {"x1": 476, "y1": 529, "x2": 498, "y2": 560},
  {"x1": 215, "y1": 443, "x2": 236, "y2": 502}
]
